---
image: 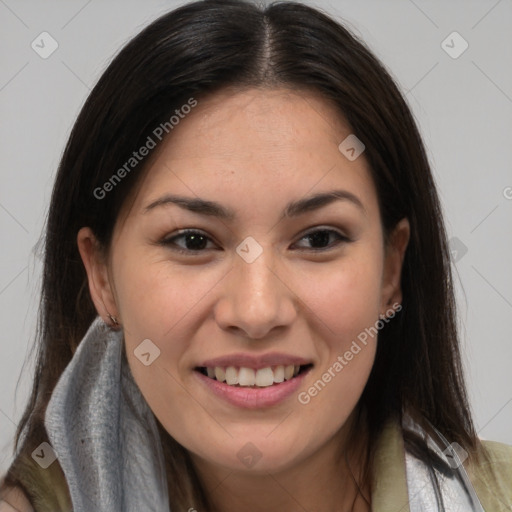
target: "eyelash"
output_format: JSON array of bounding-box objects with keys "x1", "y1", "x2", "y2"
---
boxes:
[{"x1": 159, "y1": 227, "x2": 351, "y2": 255}]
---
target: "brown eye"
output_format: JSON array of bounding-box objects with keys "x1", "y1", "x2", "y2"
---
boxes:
[
  {"x1": 159, "y1": 227, "x2": 351, "y2": 256},
  {"x1": 293, "y1": 228, "x2": 350, "y2": 251},
  {"x1": 160, "y1": 229, "x2": 216, "y2": 254}
]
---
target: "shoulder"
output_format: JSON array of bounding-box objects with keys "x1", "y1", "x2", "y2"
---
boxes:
[
  {"x1": 477, "y1": 438, "x2": 512, "y2": 474},
  {"x1": 468, "y1": 438, "x2": 512, "y2": 509},
  {"x1": 480, "y1": 438, "x2": 512, "y2": 458},
  {"x1": 0, "y1": 477, "x2": 34, "y2": 512},
  {"x1": 1, "y1": 454, "x2": 72, "y2": 512}
]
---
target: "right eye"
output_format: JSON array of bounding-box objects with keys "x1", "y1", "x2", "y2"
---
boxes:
[{"x1": 159, "y1": 229, "x2": 218, "y2": 254}]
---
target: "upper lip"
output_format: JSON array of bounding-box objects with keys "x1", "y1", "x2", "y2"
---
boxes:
[{"x1": 197, "y1": 352, "x2": 313, "y2": 370}]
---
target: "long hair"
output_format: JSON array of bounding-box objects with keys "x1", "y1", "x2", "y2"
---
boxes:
[{"x1": 2, "y1": 0, "x2": 481, "y2": 509}]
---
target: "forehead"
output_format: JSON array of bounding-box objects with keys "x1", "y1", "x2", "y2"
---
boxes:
[
  {"x1": 122, "y1": 87, "x2": 378, "y2": 222},
  {"x1": 161, "y1": 87, "x2": 348, "y2": 161}
]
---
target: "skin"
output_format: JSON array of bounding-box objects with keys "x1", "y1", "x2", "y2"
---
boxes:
[{"x1": 77, "y1": 87, "x2": 410, "y2": 512}]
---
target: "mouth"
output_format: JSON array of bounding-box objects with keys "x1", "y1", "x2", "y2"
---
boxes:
[
  {"x1": 194, "y1": 364, "x2": 314, "y2": 388},
  {"x1": 194, "y1": 362, "x2": 314, "y2": 409}
]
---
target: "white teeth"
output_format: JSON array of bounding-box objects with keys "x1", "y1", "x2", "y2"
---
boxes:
[
  {"x1": 203, "y1": 364, "x2": 306, "y2": 387},
  {"x1": 255, "y1": 367, "x2": 274, "y2": 387},
  {"x1": 214, "y1": 367, "x2": 226, "y2": 382},
  {"x1": 273, "y1": 365, "x2": 285, "y2": 383},
  {"x1": 225, "y1": 366, "x2": 239, "y2": 385},
  {"x1": 238, "y1": 367, "x2": 256, "y2": 386}
]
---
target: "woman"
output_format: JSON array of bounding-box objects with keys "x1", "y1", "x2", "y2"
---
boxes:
[{"x1": 1, "y1": 0, "x2": 511, "y2": 510}]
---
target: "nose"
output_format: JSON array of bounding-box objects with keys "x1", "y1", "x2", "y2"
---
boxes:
[{"x1": 214, "y1": 246, "x2": 297, "y2": 340}]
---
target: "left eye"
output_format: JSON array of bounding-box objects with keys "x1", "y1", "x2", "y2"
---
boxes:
[
  {"x1": 294, "y1": 228, "x2": 349, "y2": 251},
  {"x1": 160, "y1": 228, "x2": 349, "y2": 254}
]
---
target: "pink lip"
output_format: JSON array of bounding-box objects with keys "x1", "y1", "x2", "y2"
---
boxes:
[
  {"x1": 197, "y1": 352, "x2": 312, "y2": 370},
  {"x1": 194, "y1": 366, "x2": 313, "y2": 409}
]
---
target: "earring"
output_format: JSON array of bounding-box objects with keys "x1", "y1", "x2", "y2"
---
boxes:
[{"x1": 107, "y1": 313, "x2": 120, "y2": 328}]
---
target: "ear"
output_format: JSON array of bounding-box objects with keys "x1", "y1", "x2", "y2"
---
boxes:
[
  {"x1": 380, "y1": 218, "x2": 410, "y2": 316},
  {"x1": 76, "y1": 227, "x2": 120, "y2": 324}
]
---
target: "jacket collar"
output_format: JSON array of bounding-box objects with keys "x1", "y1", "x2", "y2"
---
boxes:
[
  {"x1": 371, "y1": 417, "x2": 411, "y2": 511},
  {"x1": 372, "y1": 414, "x2": 486, "y2": 511}
]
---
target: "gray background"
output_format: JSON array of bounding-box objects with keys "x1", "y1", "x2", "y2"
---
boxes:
[{"x1": 1, "y1": 0, "x2": 511, "y2": 475}]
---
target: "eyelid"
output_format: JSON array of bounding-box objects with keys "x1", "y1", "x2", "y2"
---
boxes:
[
  {"x1": 292, "y1": 226, "x2": 351, "y2": 251},
  {"x1": 296, "y1": 225, "x2": 350, "y2": 241}
]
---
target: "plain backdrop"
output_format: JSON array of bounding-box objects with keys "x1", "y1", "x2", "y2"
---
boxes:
[{"x1": 1, "y1": 0, "x2": 511, "y2": 475}]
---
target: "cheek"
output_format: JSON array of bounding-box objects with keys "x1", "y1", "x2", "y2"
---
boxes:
[
  {"x1": 116, "y1": 267, "x2": 206, "y2": 440},
  {"x1": 296, "y1": 276, "x2": 380, "y2": 442},
  {"x1": 293, "y1": 251, "x2": 384, "y2": 342},
  {"x1": 111, "y1": 254, "x2": 229, "y2": 424},
  {"x1": 291, "y1": 250, "x2": 382, "y2": 416},
  {"x1": 113, "y1": 249, "x2": 223, "y2": 339}
]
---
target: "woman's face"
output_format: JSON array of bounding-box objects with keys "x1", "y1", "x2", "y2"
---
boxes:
[{"x1": 78, "y1": 87, "x2": 409, "y2": 475}]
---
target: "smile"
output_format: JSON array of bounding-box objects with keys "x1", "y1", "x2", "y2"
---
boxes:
[
  {"x1": 193, "y1": 364, "x2": 314, "y2": 409},
  {"x1": 196, "y1": 364, "x2": 314, "y2": 388}
]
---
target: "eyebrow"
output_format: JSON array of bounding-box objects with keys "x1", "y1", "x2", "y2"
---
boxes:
[{"x1": 143, "y1": 189, "x2": 366, "y2": 220}]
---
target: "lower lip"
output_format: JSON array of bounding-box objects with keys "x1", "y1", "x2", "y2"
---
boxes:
[{"x1": 194, "y1": 367, "x2": 312, "y2": 409}]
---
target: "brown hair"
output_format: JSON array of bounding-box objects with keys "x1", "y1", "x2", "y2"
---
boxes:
[{"x1": 2, "y1": 0, "x2": 482, "y2": 509}]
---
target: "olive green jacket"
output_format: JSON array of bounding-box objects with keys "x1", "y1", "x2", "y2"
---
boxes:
[
  {"x1": 2, "y1": 418, "x2": 511, "y2": 511},
  {"x1": 372, "y1": 420, "x2": 512, "y2": 511}
]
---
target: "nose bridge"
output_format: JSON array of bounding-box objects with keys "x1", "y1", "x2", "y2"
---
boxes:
[
  {"x1": 234, "y1": 239, "x2": 280, "y2": 310},
  {"x1": 216, "y1": 237, "x2": 296, "y2": 338}
]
